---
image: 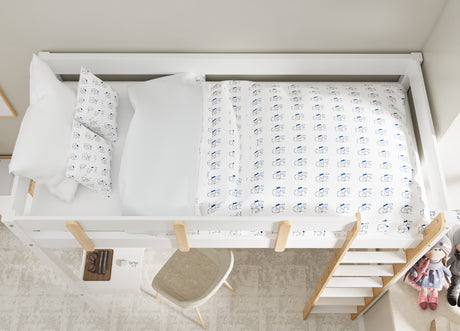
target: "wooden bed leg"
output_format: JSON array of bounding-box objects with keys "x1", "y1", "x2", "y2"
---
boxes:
[
  {"x1": 274, "y1": 220, "x2": 291, "y2": 252},
  {"x1": 173, "y1": 220, "x2": 190, "y2": 252},
  {"x1": 302, "y1": 213, "x2": 361, "y2": 320},
  {"x1": 65, "y1": 220, "x2": 95, "y2": 252}
]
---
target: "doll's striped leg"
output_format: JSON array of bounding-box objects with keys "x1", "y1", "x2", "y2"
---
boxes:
[
  {"x1": 428, "y1": 290, "x2": 438, "y2": 310},
  {"x1": 418, "y1": 289, "x2": 428, "y2": 310}
]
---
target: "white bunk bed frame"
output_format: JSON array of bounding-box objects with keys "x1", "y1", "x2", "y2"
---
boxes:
[{"x1": 1, "y1": 52, "x2": 455, "y2": 320}]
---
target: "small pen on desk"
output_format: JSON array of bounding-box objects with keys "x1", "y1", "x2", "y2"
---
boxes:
[
  {"x1": 102, "y1": 250, "x2": 108, "y2": 275},
  {"x1": 98, "y1": 250, "x2": 103, "y2": 274}
]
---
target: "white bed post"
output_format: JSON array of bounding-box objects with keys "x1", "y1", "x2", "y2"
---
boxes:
[
  {"x1": 2, "y1": 217, "x2": 109, "y2": 313},
  {"x1": 406, "y1": 52, "x2": 449, "y2": 212}
]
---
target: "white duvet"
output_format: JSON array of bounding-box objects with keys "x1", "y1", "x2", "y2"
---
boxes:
[{"x1": 196, "y1": 81, "x2": 426, "y2": 236}]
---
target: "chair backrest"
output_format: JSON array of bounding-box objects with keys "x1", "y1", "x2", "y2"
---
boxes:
[{"x1": 197, "y1": 248, "x2": 234, "y2": 295}]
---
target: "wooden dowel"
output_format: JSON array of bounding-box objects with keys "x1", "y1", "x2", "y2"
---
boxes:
[
  {"x1": 274, "y1": 220, "x2": 291, "y2": 252},
  {"x1": 28, "y1": 180, "x2": 36, "y2": 197},
  {"x1": 224, "y1": 281, "x2": 235, "y2": 292},
  {"x1": 195, "y1": 307, "x2": 206, "y2": 329},
  {"x1": 65, "y1": 220, "x2": 95, "y2": 252},
  {"x1": 173, "y1": 220, "x2": 190, "y2": 252}
]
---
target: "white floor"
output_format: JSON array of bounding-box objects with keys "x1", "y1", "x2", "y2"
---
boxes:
[{"x1": 0, "y1": 222, "x2": 360, "y2": 331}]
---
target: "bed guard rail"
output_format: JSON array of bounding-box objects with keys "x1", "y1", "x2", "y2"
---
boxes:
[{"x1": 5, "y1": 175, "x2": 448, "y2": 251}]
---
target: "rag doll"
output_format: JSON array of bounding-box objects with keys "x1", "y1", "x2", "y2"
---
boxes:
[
  {"x1": 447, "y1": 228, "x2": 460, "y2": 306},
  {"x1": 407, "y1": 236, "x2": 452, "y2": 310}
]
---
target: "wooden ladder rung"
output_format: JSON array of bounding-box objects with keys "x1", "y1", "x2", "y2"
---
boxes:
[
  {"x1": 328, "y1": 276, "x2": 383, "y2": 288},
  {"x1": 312, "y1": 305, "x2": 357, "y2": 314},
  {"x1": 342, "y1": 251, "x2": 406, "y2": 264},
  {"x1": 316, "y1": 297, "x2": 365, "y2": 306},
  {"x1": 334, "y1": 265, "x2": 394, "y2": 277},
  {"x1": 321, "y1": 287, "x2": 373, "y2": 298}
]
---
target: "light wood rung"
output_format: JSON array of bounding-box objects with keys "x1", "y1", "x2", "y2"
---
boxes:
[
  {"x1": 328, "y1": 276, "x2": 383, "y2": 288},
  {"x1": 274, "y1": 220, "x2": 291, "y2": 252},
  {"x1": 28, "y1": 179, "x2": 36, "y2": 197},
  {"x1": 173, "y1": 220, "x2": 190, "y2": 252},
  {"x1": 65, "y1": 220, "x2": 95, "y2": 252}
]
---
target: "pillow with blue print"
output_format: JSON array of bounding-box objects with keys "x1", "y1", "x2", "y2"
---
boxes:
[
  {"x1": 75, "y1": 68, "x2": 119, "y2": 142},
  {"x1": 66, "y1": 120, "x2": 112, "y2": 196}
]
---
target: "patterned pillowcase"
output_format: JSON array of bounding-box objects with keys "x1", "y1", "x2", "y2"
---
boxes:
[
  {"x1": 75, "y1": 68, "x2": 119, "y2": 142},
  {"x1": 66, "y1": 120, "x2": 112, "y2": 196}
]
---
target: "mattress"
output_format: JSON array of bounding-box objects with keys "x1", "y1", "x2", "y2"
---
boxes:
[
  {"x1": 29, "y1": 79, "x2": 428, "y2": 239},
  {"x1": 196, "y1": 81, "x2": 427, "y2": 236}
]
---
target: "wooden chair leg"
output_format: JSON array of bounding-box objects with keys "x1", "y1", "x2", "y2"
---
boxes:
[
  {"x1": 140, "y1": 287, "x2": 160, "y2": 300},
  {"x1": 224, "y1": 281, "x2": 235, "y2": 292},
  {"x1": 195, "y1": 307, "x2": 206, "y2": 329}
]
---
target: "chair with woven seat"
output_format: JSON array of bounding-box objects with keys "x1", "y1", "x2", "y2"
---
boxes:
[{"x1": 150, "y1": 248, "x2": 234, "y2": 329}]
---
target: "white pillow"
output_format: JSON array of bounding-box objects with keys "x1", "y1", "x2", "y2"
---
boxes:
[
  {"x1": 9, "y1": 55, "x2": 78, "y2": 202},
  {"x1": 66, "y1": 120, "x2": 112, "y2": 196},
  {"x1": 75, "y1": 68, "x2": 119, "y2": 142},
  {"x1": 119, "y1": 73, "x2": 203, "y2": 215}
]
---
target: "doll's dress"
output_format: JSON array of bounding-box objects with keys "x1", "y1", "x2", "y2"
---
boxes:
[{"x1": 408, "y1": 258, "x2": 451, "y2": 291}]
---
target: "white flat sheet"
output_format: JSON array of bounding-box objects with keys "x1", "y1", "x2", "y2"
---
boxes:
[
  {"x1": 30, "y1": 82, "x2": 133, "y2": 216},
  {"x1": 197, "y1": 81, "x2": 427, "y2": 236}
]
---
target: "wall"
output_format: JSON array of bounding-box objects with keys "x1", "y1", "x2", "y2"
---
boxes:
[
  {"x1": 0, "y1": 0, "x2": 446, "y2": 154},
  {"x1": 422, "y1": 0, "x2": 460, "y2": 209}
]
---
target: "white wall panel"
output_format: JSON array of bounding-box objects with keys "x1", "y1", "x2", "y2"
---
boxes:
[
  {"x1": 0, "y1": 0, "x2": 447, "y2": 153},
  {"x1": 422, "y1": 0, "x2": 460, "y2": 209}
]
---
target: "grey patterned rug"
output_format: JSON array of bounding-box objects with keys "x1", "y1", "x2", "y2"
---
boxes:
[{"x1": 0, "y1": 222, "x2": 358, "y2": 331}]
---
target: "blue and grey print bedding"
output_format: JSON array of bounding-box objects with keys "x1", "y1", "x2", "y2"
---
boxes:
[{"x1": 197, "y1": 81, "x2": 427, "y2": 236}]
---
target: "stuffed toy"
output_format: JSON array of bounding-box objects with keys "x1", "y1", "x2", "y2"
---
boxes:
[
  {"x1": 447, "y1": 228, "x2": 460, "y2": 306},
  {"x1": 407, "y1": 236, "x2": 452, "y2": 310}
]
